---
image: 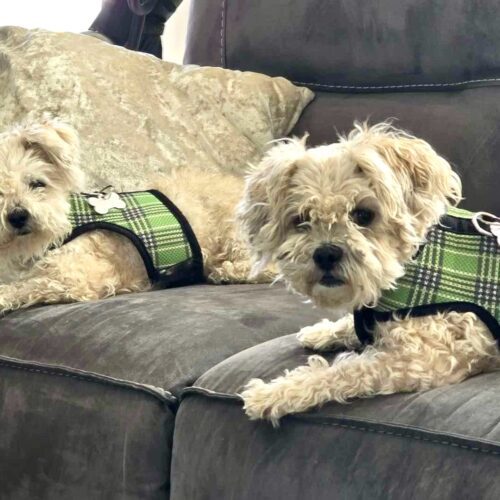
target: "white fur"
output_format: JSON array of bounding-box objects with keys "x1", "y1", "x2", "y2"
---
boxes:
[
  {"x1": 237, "y1": 122, "x2": 498, "y2": 426},
  {"x1": 0, "y1": 119, "x2": 271, "y2": 313}
]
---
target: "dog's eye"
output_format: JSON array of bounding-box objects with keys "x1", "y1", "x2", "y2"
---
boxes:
[
  {"x1": 29, "y1": 180, "x2": 46, "y2": 190},
  {"x1": 351, "y1": 208, "x2": 375, "y2": 227},
  {"x1": 292, "y1": 214, "x2": 310, "y2": 231}
]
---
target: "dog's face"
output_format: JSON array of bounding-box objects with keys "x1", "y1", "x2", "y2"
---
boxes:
[
  {"x1": 0, "y1": 119, "x2": 84, "y2": 266},
  {"x1": 238, "y1": 123, "x2": 462, "y2": 310}
]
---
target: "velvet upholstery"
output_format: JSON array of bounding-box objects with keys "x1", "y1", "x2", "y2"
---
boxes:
[
  {"x1": 0, "y1": 285, "x2": 325, "y2": 498},
  {"x1": 171, "y1": 335, "x2": 500, "y2": 499}
]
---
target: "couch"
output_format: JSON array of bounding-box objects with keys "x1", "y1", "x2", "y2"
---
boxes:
[{"x1": 1, "y1": 1, "x2": 500, "y2": 499}]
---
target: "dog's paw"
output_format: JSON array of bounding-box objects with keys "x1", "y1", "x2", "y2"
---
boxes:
[
  {"x1": 297, "y1": 316, "x2": 357, "y2": 350},
  {"x1": 240, "y1": 379, "x2": 289, "y2": 426},
  {"x1": 0, "y1": 295, "x2": 13, "y2": 314},
  {"x1": 297, "y1": 319, "x2": 340, "y2": 350}
]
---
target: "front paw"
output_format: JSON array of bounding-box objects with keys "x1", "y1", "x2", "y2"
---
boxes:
[
  {"x1": 240, "y1": 379, "x2": 289, "y2": 426},
  {"x1": 0, "y1": 295, "x2": 13, "y2": 314},
  {"x1": 297, "y1": 319, "x2": 337, "y2": 350}
]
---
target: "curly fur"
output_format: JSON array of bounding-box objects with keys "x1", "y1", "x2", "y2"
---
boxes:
[
  {"x1": 0, "y1": 119, "x2": 268, "y2": 312},
  {"x1": 237, "y1": 122, "x2": 498, "y2": 426}
]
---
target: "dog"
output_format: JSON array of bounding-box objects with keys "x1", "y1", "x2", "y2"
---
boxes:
[
  {"x1": 0, "y1": 118, "x2": 267, "y2": 312},
  {"x1": 237, "y1": 122, "x2": 500, "y2": 425}
]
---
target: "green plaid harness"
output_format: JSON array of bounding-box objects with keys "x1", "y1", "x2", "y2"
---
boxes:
[
  {"x1": 354, "y1": 207, "x2": 500, "y2": 344},
  {"x1": 65, "y1": 190, "x2": 203, "y2": 286}
]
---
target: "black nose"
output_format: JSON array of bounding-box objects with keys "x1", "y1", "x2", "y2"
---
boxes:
[
  {"x1": 313, "y1": 244, "x2": 343, "y2": 271},
  {"x1": 7, "y1": 208, "x2": 30, "y2": 229}
]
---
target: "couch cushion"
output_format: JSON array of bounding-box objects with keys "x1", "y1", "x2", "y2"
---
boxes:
[
  {"x1": 172, "y1": 334, "x2": 500, "y2": 499},
  {"x1": 186, "y1": 0, "x2": 500, "y2": 91},
  {"x1": 0, "y1": 357, "x2": 174, "y2": 500},
  {"x1": 0, "y1": 284, "x2": 325, "y2": 395},
  {"x1": 0, "y1": 284, "x2": 326, "y2": 499},
  {"x1": 0, "y1": 26, "x2": 313, "y2": 190}
]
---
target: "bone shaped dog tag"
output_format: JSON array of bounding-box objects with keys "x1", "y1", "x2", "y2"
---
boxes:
[{"x1": 87, "y1": 191, "x2": 126, "y2": 215}]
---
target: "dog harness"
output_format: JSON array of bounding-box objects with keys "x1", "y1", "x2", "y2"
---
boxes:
[
  {"x1": 354, "y1": 207, "x2": 500, "y2": 345},
  {"x1": 64, "y1": 189, "x2": 203, "y2": 287}
]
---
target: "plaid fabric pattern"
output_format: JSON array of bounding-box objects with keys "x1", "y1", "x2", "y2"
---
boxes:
[
  {"x1": 375, "y1": 207, "x2": 500, "y2": 323},
  {"x1": 68, "y1": 191, "x2": 194, "y2": 276}
]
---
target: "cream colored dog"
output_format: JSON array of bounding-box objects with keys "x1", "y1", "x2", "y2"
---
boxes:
[
  {"x1": 238, "y1": 123, "x2": 500, "y2": 425},
  {"x1": 0, "y1": 119, "x2": 260, "y2": 312}
]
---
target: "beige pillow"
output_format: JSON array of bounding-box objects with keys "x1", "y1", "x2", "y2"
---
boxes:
[{"x1": 0, "y1": 27, "x2": 314, "y2": 189}]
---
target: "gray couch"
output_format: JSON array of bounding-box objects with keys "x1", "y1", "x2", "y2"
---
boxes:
[{"x1": 1, "y1": 1, "x2": 500, "y2": 499}]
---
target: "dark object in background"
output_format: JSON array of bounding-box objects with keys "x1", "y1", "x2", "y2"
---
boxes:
[{"x1": 89, "y1": 0, "x2": 182, "y2": 58}]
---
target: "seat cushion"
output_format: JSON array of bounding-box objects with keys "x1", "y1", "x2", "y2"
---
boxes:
[
  {"x1": 0, "y1": 284, "x2": 325, "y2": 395},
  {"x1": 0, "y1": 284, "x2": 325, "y2": 499},
  {"x1": 172, "y1": 334, "x2": 500, "y2": 499},
  {"x1": 0, "y1": 357, "x2": 175, "y2": 500}
]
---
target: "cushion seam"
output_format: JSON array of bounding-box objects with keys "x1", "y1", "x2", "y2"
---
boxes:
[
  {"x1": 182, "y1": 386, "x2": 500, "y2": 456},
  {"x1": 0, "y1": 357, "x2": 177, "y2": 408},
  {"x1": 292, "y1": 418, "x2": 500, "y2": 457},
  {"x1": 220, "y1": 0, "x2": 226, "y2": 67},
  {"x1": 292, "y1": 78, "x2": 500, "y2": 91}
]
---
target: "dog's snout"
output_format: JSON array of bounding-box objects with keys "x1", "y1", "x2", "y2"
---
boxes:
[
  {"x1": 313, "y1": 244, "x2": 343, "y2": 271},
  {"x1": 7, "y1": 208, "x2": 30, "y2": 229}
]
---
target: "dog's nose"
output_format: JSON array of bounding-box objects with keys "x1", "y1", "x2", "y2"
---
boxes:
[
  {"x1": 313, "y1": 244, "x2": 343, "y2": 271},
  {"x1": 7, "y1": 208, "x2": 30, "y2": 229}
]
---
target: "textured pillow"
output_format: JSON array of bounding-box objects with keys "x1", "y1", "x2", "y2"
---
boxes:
[{"x1": 0, "y1": 26, "x2": 314, "y2": 189}]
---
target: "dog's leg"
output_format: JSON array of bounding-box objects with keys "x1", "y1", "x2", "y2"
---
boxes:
[
  {"x1": 205, "y1": 255, "x2": 252, "y2": 284},
  {"x1": 0, "y1": 232, "x2": 149, "y2": 312},
  {"x1": 296, "y1": 314, "x2": 360, "y2": 351},
  {"x1": 242, "y1": 313, "x2": 499, "y2": 425},
  {"x1": 206, "y1": 257, "x2": 273, "y2": 284},
  {"x1": 0, "y1": 277, "x2": 94, "y2": 312},
  {"x1": 242, "y1": 350, "x2": 402, "y2": 425}
]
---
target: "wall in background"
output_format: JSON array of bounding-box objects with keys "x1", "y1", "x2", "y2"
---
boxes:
[
  {"x1": 1, "y1": 0, "x2": 101, "y2": 32},
  {"x1": 162, "y1": 0, "x2": 191, "y2": 63}
]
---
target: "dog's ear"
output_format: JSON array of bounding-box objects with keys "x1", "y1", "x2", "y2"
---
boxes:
[
  {"x1": 349, "y1": 123, "x2": 462, "y2": 235},
  {"x1": 20, "y1": 119, "x2": 85, "y2": 191},
  {"x1": 237, "y1": 138, "x2": 306, "y2": 274}
]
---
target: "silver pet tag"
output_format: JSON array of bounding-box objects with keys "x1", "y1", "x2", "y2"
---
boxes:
[{"x1": 87, "y1": 191, "x2": 126, "y2": 215}]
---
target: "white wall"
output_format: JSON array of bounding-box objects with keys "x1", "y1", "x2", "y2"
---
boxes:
[
  {"x1": 162, "y1": 0, "x2": 192, "y2": 63},
  {"x1": 1, "y1": 0, "x2": 102, "y2": 32}
]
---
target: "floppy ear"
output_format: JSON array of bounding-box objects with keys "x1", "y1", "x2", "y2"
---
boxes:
[
  {"x1": 20, "y1": 118, "x2": 85, "y2": 191},
  {"x1": 349, "y1": 123, "x2": 462, "y2": 234},
  {"x1": 237, "y1": 138, "x2": 306, "y2": 274}
]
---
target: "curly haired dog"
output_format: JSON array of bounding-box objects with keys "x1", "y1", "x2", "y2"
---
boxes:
[
  {"x1": 0, "y1": 119, "x2": 263, "y2": 312},
  {"x1": 238, "y1": 123, "x2": 500, "y2": 425}
]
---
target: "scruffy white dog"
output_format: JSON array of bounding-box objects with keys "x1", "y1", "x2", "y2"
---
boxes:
[
  {"x1": 238, "y1": 122, "x2": 500, "y2": 425},
  {"x1": 0, "y1": 118, "x2": 262, "y2": 312}
]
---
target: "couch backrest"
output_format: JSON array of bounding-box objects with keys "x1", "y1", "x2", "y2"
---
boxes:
[{"x1": 185, "y1": 0, "x2": 500, "y2": 212}]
